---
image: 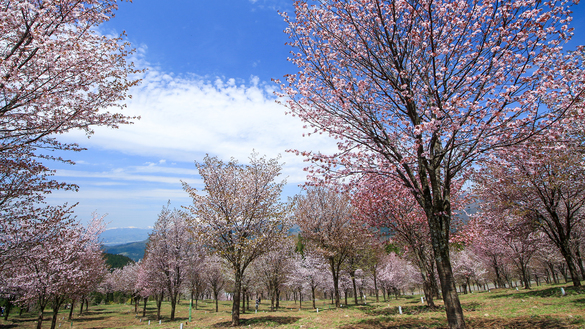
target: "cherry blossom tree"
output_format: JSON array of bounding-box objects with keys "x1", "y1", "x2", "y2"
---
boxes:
[
  {"x1": 1, "y1": 0, "x2": 139, "y2": 154},
  {"x1": 289, "y1": 249, "x2": 329, "y2": 309},
  {"x1": 255, "y1": 237, "x2": 295, "y2": 311},
  {"x1": 378, "y1": 253, "x2": 420, "y2": 300},
  {"x1": 293, "y1": 186, "x2": 365, "y2": 308},
  {"x1": 204, "y1": 255, "x2": 226, "y2": 313},
  {"x1": 4, "y1": 212, "x2": 107, "y2": 329},
  {"x1": 143, "y1": 203, "x2": 195, "y2": 321},
  {"x1": 1, "y1": 0, "x2": 139, "y2": 289},
  {"x1": 474, "y1": 140, "x2": 585, "y2": 287},
  {"x1": 183, "y1": 249, "x2": 207, "y2": 311},
  {"x1": 451, "y1": 248, "x2": 487, "y2": 293},
  {"x1": 281, "y1": 0, "x2": 585, "y2": 327},
  {"x1": 183, "y1": 153, "x2": 290, "y2": 326},
  {"x1": 353, "y1": 174, "x2": 440, "y2": 306}
]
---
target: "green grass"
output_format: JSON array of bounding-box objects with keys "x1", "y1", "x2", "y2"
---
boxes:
[{"x1": 1, "y1": 282, "x2": 585, "y2": 328}]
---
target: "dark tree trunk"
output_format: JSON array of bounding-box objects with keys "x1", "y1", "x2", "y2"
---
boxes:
[
  {"x1": 329, "y1": 257, "x2": 341, "y2": 307},
  {"x1": 134, "y1": 296, "x2": 139, "y2": 314},
  {"x1": 50, "y1": 297, "x2": 65, "y2": 329},
  {"x1": 231, "y1": 268, "x2": 242, "y2": 326},
  {"x1": 241, "y1": 289, "x2": 246, "y2": 314},
  {"x1": 143, "y1": 297, "x2": 148, "y2": 317},
  {"x1": 427, "y1": 210, "x2": 466, "y2": 329},
  {"x1": 36, "y1": 301, "x2": 47, "y2": 329},
  {"x1": 79, "y1": 296, "x2": 84, "y2": 315},
  {"x1": 373, "y1": 269, "x2": 379, "y2": 302},
  {"x1": 156, "y1": 293, "x2": 163, "y2": 321},
  {"x1": 311, "y1": 285, "x2": 316, "y2": 309},
  {"x1": 559, "y1": 242, "x2": 582, "y2": 287},
  {"x1": 575, "y1": 247, "x2": 585, "y2": 281},
  {"x1": 4, "y1": 298, "x2": 11, "y2": 321},
  {"x1": 351, "y1": 272, "x2": 358, "y2": 305},
  {"x1": 68, "y1": 299, "x2": 75, "y2": 320},
  {"x1": 170, "y1": 292, "x2": 177, "y2": 321}
]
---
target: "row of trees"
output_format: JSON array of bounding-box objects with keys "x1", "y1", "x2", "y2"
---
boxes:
[
  {"x1": 98, "y1": 174, "x2": 584, "y2": 326},
  {"x1": 0, "y1": 214, "x2": 108, "y2": 329},
  {"x1": 111, "y1": 148, "x2": 585, "y2": 327}
]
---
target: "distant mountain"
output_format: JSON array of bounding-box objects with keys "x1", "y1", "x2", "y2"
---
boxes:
[
  {"x1": 100, "y1": 227, "x2": 151, "y2": 246},
  {"x1": 103, "y1": 240, "x2": 148, "y2": 262}
]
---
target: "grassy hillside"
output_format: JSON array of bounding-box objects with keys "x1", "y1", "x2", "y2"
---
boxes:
[
  {"x1": 1, "y1": 281, "x2": 584, "y2": 328},
  {"x1": 103, "y1": 253, "x2": 134, "y2": 269}
]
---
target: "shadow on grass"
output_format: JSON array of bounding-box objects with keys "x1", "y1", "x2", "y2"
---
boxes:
[
  {"x1": 212, "y1": 315, "x2": 301, "y2": 327},
  {"x1": 487, "y1": 286, "x2": 585, "y2": 299},
  {"x1": 360, "y1": 302, "x2": 481, "y2": 317},
  {"x1": 340, "y1": 315, "x2": 582, "y2": 329}
]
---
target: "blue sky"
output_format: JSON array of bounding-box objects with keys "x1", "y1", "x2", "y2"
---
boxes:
[
  {"x1": 48, "y1": 0, "x2": 339, "y2": 229},
  {"x1": 46, "y1": 0, "x2": 585, "y2": 229}
]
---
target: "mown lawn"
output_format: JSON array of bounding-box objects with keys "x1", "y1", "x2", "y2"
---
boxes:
[{"x1": 1, "y1": 282, "x2": 584, "y2": 328}]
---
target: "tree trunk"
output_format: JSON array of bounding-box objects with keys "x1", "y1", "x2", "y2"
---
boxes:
[
  {"x1": 134, "y1": 296, "x2": 139, "y2": 314},
  {"x1": 427, "y1": 211, "x2": 466, "y2": 329},
  {"x1": 143, "y1": 297, "x2": 148, "y2": 317},
  {"x1": 373, "y1": 269, "x2": 379, "y2": 302},
  {"x1": 50, "y1": 297, "x2": 64, "y2": 329},
  {"x1": 575, "y1": 247, "x2": 585, "y2": 281},
  {"x1": 329, "y1": 257, "x2": 341, "y2": 308},
  {"x1": 79, "y1": 296, "x2": 84, "y2": 315},
  {"x1": 68, "y1": 299, "x2": 75, "y2": 320},
  {"x1": 231, "y1": 268, "x2": 242, "y2": 326},
  {"x1": 4, "y1": 298, "x2": 11, "y2": 320},
  {"x1": 213, "y1": 289, "x2": 219, "y2": 312},
  {"x1": 311, "y1": 285, "x2": 316, "y2": 309},
  {"x1": 351, "y1": 272, "x2": 358, "y2": 305},
  {"x1": 299, "y1": 288, "x2": 303, "y2": 309},
  {"x1": 36, "y1": 301, "x2": 47, "y2": 329},
  {"x1": 241, "y1": 289, "x2": 246, "y2": 314},
  {"x1": 559, "y1": 242, "x2": 582, "y2": 286},
  {"x1": 170, "y1": 292, "x2": 177, "y2": 321},
  {"x1": 156, "y1": 293, "x2": 163, "y2": 321}
]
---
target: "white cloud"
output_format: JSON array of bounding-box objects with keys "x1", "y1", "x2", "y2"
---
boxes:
[{"x1": 60, "y1": 67, "x2": 338, "y2": 184}]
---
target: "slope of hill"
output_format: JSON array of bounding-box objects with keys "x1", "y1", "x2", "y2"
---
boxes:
[
  {"x1": 103, "y1": 253, "x2": 134, "y2": 269},
  {"x1": 103, "y1": 240, "x2": 148, "y2": 262}
]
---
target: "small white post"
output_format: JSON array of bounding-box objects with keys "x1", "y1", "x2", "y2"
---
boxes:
[
  {"x1": 159, "y1": 320, "x2": 162, "y2": 325},
  {"x1": 516, "y1": 287, "x2": 519, "y2": 291},
  {"x1": 561, "y1": 287, "x2": 566, "y2": 296},
  {"x1": 140, "y1": 319, "x2": 142, "y2": 322},
  {"x1": 398, "y1": 306, "x2": 402, "y2": 315},
  {"x1": 316, "y1": 308, "x2": 319, "y2": 313},
  {"x1": 180, "y1": 323, "x2": 183, "y2": 329},
  {"x1": 421, "y1": 296, "x2": 424, "y2": 304},
  {"x1": 148, "y1": 320, "x2": 151, "y2": 325}
]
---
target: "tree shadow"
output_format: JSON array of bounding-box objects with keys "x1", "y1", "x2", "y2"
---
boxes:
[
  {"x1": 360, "y1": 302, "x2": 480, "y2": 317},
  {"x1": 486, "y1": 286, "x2": 585, "y2": 299},
  {"x1": 340, "y1": 315, "x2": 583, "y2": 329},
  {"x1": 212, "y1": 315, "x2": 301, "y2": 327}
]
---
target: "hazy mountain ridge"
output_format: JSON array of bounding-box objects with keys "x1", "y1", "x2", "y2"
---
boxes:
[{"x1": 100, "y1": 227, "x2": 151, "y2": 246}]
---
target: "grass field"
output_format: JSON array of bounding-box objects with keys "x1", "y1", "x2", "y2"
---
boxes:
[{"x1": 1, "y1": 282, "x2": 584, "y2": 328}]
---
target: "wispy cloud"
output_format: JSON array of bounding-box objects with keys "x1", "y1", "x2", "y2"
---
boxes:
[{"x1": 60, "y1": 66, "x2": 337, "y2": 184}]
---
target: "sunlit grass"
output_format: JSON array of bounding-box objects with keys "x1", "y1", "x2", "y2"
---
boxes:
[{"x1": 1, "y1": 282, "x2": 584, "y2": 328}]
